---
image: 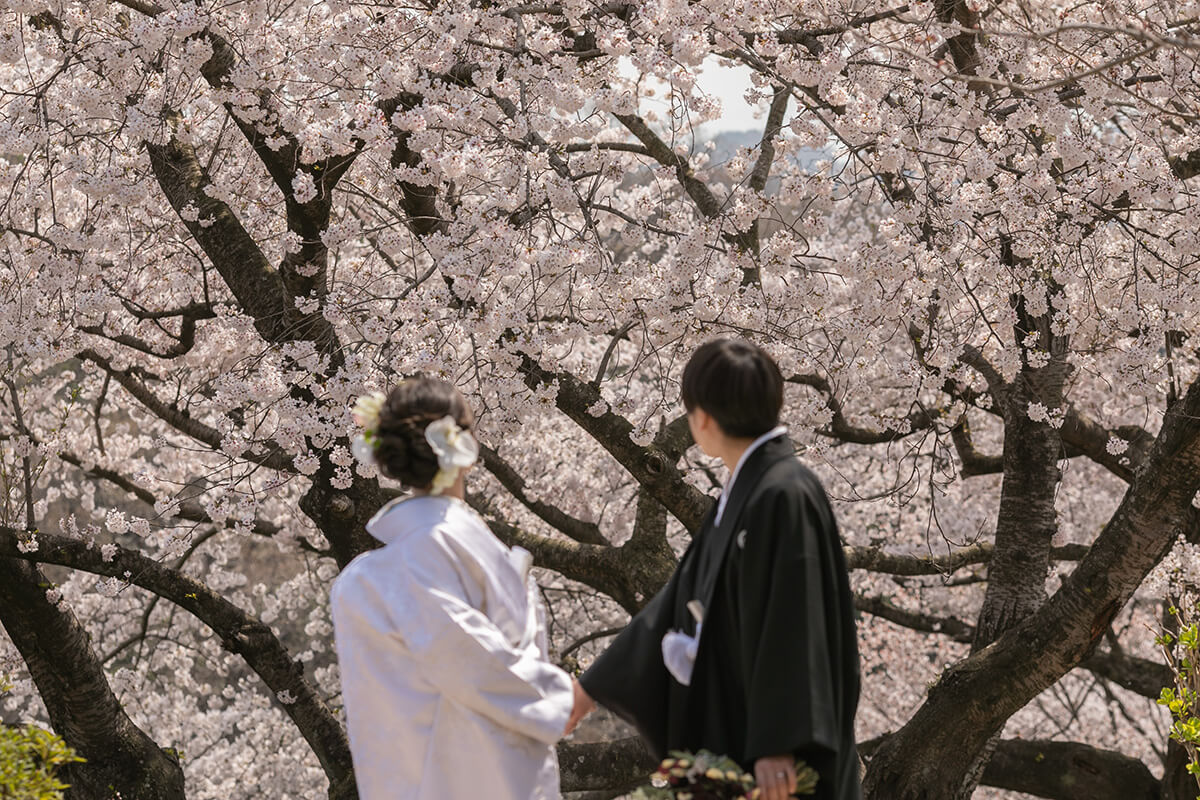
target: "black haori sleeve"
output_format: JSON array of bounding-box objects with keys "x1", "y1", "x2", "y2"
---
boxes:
[
  {"x1": 734, "y1": 478, "x2": 860, "y2": 796},
  {"x1": 578, "y1": 567, "x2": 681, "y2": 759}
]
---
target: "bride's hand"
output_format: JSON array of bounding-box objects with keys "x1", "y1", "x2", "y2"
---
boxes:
[{"x1": 564, "y1": 679, "x2": 596, "y2": 735}]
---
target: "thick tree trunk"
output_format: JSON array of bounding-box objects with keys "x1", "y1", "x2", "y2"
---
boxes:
[
  {"x1": 1161, "y1": 740, "x2": 1200, "y2": 800},
  {"x1": 972, "y1": 387, "x2": 1064, "y2": 649},
  {"x1": 958, "y1": 371, "x2": 1067, "y2": 794},
  {"x1": 558, "y1": 736, "x2": 656, "y2": 794},
  {"x1": 0, "y1": 558, "x2": 185, "y2": 800},
  {"x1": 953, "y1": 285, "x2": 1070, "y2": 797},
  {"x1": 299, "y1": 463, "x2": 387, "y2": 568},
  {"x1": 862, "y1": 378, "x2": 1200, "y2": 799}
]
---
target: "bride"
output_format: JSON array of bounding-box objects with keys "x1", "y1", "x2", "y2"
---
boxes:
[{"x1": 331, "y1": 378, "x2": 582, "y2": 800}]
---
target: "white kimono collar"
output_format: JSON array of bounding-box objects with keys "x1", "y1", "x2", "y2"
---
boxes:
[
  {"x1": 714, "y1": 425, "x2": 789, "y2": 526},
  {"x1": 366, "y1": 494, "x2": 461, "y2": 546}
]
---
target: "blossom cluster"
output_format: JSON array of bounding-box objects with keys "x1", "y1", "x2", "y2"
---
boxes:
[{"x1": 0, "y1": 0, "x2": 1197, "y2": 794}]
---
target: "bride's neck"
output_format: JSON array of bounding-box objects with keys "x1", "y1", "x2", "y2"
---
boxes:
[{"x1": 413, "y1": 474, "x2": 467, "y2": 501}]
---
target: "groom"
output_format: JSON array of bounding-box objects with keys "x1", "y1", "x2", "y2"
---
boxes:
[{"x1": 568, "y1": 339, "x2": 861, "y2": 800}]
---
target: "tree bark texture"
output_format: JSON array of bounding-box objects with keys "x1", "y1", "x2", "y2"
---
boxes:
[
  {"x1": 955, "y1": 277, "x2": 1071, "y2": 797},
  {"x1": 862, "y1": 377, "x2": 1200, "y2": 798},
  {"x1": 0, "y1": 529, "x2": 357, "y2": 800},
  {"x1": 980, "y1": 738, "x2": 1160, "y2": 800},
  {"x1": 0, "y1": 557, "x2": 185, "y2": 800}
]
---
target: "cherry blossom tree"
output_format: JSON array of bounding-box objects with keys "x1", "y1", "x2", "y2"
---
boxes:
[{"x1": 1, "y1": 0, "x2": 1200, "y2": 798}]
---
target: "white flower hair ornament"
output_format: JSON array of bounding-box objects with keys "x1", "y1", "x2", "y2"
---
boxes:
[
  {"x1": 425, "y1": 416, "x2": 479, "y2": 495},
  {"x1": 351, "y1": 392, "x2": 386, "y2": 467}
]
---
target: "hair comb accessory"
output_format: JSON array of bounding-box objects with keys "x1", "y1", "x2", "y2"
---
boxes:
[
  {"x1": 351, "y1": 392, "x2": 387, "y2": 467},
  {"x1": 425, "y1": 416, "x2": 478, "y2": 494}
]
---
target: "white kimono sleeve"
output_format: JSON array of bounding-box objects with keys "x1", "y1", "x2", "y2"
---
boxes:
[{"x1": 394, "y1": 563, "x2": 574, "y2": 745}]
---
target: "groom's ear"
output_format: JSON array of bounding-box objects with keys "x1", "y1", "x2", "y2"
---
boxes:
[{"x1": 691, "y1": 408, "x2": 716, "y2": 435}]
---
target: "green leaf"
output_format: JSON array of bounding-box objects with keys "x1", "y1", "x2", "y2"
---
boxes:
[{"x1": 0, "y1": 724, "x2": 84, "y2": 800}]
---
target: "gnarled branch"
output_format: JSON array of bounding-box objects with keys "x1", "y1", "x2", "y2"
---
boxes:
[{"x1": 0, "y1": 526, "x2": 356, "y2": 799}]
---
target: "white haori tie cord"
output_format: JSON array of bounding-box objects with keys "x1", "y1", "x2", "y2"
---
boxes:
[{"x1": 662, "y1": 600, "x2": 705, "y2": 686}]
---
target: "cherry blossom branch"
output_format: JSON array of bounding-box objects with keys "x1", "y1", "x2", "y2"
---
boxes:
[
  {"x1": 196, "y1": 31, "x2": 308, "y2": 196},
  {"x1": 0, "y1": 556, "x2": 185, "y2": 797},
  {"x1": 118, "y1": 299, "x2": 217, "y2": 321},
  {"x1": 113, "y1": 0, "x2": 363, "y2": 205},
  {"x1": 935, "y1": 0, "x2": 983, "y2": 81},
  {"x1": 52, "y1": 448, "x2": 330, "y2": 555},
  {"x1": 559, "y1": 626, "x2": 624, "y2": 661},
  {"x1": 0, "y1": 526, "x2": 356, "y2": 799},
  {"x1": 564, "y1": 142, "x2": 652, "y2": 155},
  {"x1": 949, "y1": 418, "x2": 1003, "y2": 476},
  {"x1": 592, "y1": 321, "x2": 636, "y2": 388},
  {"x1": 591, "y1": 202, "x2": 724, "y2": 248},
  {"x1": 929, "y1": 44, "x2": 1161, "y2": 95},
  {"x1": 781, "y1": 5, "x2": 913, "y2": 38},
  {"x1": 140, "y1": 105, "x2": 384, "y2": 571},
  {"x1": 854, "y1": 593, "x2": 975, "y2": 643},
  {"x1": 518, "y1": 356, "x2": 711, "y2": 533},
  {"x1": 478, "y1": 443, "x2": 609, "y2": 545},
  {"x1": 3, "y1": 366, "x2": 35, "y2": 529},
  {"x1": 653, "y1": 414, "x2": 693, "y2": 463},
  {"x1": 92, "y1": 373, "x2": 109, "y2": 455},
  {"x1": 1058, "y1": 410, "x2": 1153, "y2": 483},
  {"x1": 109, "y1": 0, "x2": 164, "y2": 15},
  {"x1": 620, "y1": 487, "x2": 675, "y2": 607},
  {"x1": 944, "y1": 336, "x2": 1152, "y2": 483},
  {"x1": 196, "y1": 26, "x2": 369, "y2": 306},
  {"x1": 860, "y1": 734, "x2": 1161, "y2": 799},
  {"x1": 78, "y1": 348, "x2": 297, "y2": 474},
  {"x1": 957, "y1": 345, "x2": 1009, "y2": 398},
  {"x1": 1080, "y1": 648, "x2": 1174, "y2": 701},
  {"x1": 981, "y1": 21, "x2": 1200, "y2": 54},
  {"x1": 843, "y1": 542, "x2": 1087, "y2": 576},
  {"x1": 748, "y1": 84, "x2": 791, "y2": 195},
  {"x1": 863, "y1": 376, "x2": 1200, "y2": 795},
  {"x1": 79, "y1": 313, "x2": 202, "y2": 359},
  {"x1": 143, "y1": 134, "x2": 342, "y2": 358},
  {"x1": 101, "y1": 530, "x2": 218, "y2": 665},
  {"x1": 788, "y1": 372, "x2": 940, "y2": 444},
  {"x1": 1174, "y1": 148, "x2": 1200, "y2": 180},
  {"x1": 957, "y1": 392, "x2": 1153, "y2": 484},
  {"x1": 378, "y1": 94, "x2": 450, "y2": 238},
  {"x1": 611, "y1": 113, "x2": 728, "y2": 220},
  {"x1": 467, "y1": 495, "x2": 638, "y2": 604}
]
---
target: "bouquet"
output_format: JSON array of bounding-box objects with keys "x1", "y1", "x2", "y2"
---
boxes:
[{"x1": 632, "y1": 749, "x2": 818, "y2": 800}]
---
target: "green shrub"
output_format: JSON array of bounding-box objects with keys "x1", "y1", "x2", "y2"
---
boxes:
[
  {"x1": 1157, "y1": 595, "x2": 1200, "y2": 799},
  {"x1": 0, "y1": 723, "x2": 84, "y2": 800}
]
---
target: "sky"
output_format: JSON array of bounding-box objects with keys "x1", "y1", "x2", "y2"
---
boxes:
[
  {"x1": 619, "y1": 57, "x2": 763, "y2": 137},
  {"x1": 694, "y1": 60, "x2": 760, "y2": 134}
]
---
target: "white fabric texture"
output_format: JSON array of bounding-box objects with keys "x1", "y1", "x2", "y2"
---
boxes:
[
  {"x1": 331, "y1": 495, "x2": 573, "y2": 800},
  {"x1": 662, "y1": 622, "x2": 702, "y2": 686},
  {"x1": 713, "y1": 426, "x2": 789, "y2": 526}
]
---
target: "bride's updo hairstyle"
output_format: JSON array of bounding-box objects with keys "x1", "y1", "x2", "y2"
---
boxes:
[{"x1": 374, "y1": 378, "x2": 474, "y2": 488}]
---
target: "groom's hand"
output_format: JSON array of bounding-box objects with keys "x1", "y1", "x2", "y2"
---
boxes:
[
  {"x1": 564, "y1": 678, "x2": 596, "y2": 735},
  {"x1": 754, "y1": 754, "x2": 796, "y2": 800}
]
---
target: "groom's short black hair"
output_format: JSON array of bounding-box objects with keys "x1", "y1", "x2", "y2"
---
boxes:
[{"x1": 681, "y1": 338, "x2": 784, "y2": 438}]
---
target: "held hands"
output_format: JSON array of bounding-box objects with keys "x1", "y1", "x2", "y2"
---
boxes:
[
  {"x1": 564, "y1": 678, "x2": 596, "y2": 736},
  {"x1": 754, "y1": 754, "x2": 796, "y2": 800}
]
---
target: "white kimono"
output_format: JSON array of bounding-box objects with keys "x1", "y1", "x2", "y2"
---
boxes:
[{"x1": 331, "y1": 495, "x2": 574, "y2": 800}]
